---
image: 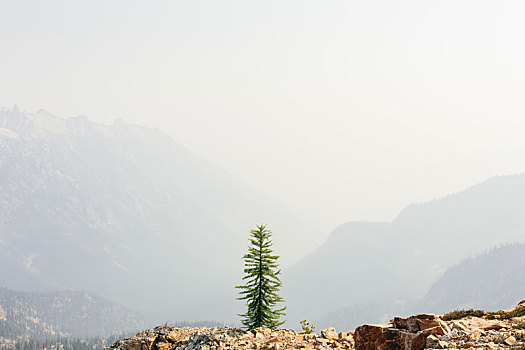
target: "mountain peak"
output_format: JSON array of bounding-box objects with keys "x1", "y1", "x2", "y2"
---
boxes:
[
  {"x1": 35, "y1": 108, "x2": 53, "y2": 116},
  {"x1": 11, "y1": 104, "x2": 21, "y2": 113}
]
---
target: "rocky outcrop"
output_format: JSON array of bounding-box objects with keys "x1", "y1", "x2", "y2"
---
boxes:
[
  {"x1": 108, "y1": 326, "x2": 355, "y2": 350},
  {"x1": 108, "y1": 303, "x2": 525, "y2": 350},
  {"x1": 354, "y1": 314, "x2": 450, "y2": 350},
  {"x1": 354, "y1": 303, "x2": 525, "y2": 350},
  {"x1": 425, "y1": 316, "x2": 525, "y2": 349}
]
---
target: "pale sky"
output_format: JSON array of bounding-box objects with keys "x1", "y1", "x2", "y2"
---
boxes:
[{"x1": 2, "y1": 0, "x2": 525, "y2": 234}]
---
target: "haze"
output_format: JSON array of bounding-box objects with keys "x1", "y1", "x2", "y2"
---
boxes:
[{"x1": 2, "y1": 0, "x2": 525, "y2": 233}]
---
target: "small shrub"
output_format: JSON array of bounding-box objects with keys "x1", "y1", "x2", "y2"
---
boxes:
[
  {"x1": 300, "y1": 320, "x2": 315, "y2": 334},
  {"x1": 442, "y1": 309, "x2": 486, "y2": 321},
  {"x1": 515, "y1": 323, "x2": 525, "y2": 330},
  {"x1": 485, "y1": 306, "x2": 525, "y2": 320},
  {"x1": 514, "y1": 331, "x2": 525, "y2": 341},
  {"x1": 502, "y1": 306, "x2": 525, "y2": 319}
]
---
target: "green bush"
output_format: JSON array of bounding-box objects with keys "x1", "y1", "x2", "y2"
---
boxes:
[
  {"x1": 442, "y1": 309, "x2": 486, "y2": 321},
  {"x1": 513, "y1": 323, "x2": 525, "y2": 330},
  {"x1": 496, "y1": 306, "x2": 525, "y2": 320},
  {"x1": 443, "y1": 306, "x2": 525, "y2": 321},
  {"x1": 300, "y1": 320, "x2": 315, "y2": 334}
]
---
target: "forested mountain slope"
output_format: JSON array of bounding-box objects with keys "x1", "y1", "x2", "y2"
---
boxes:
[
  {"x1": 418, "y1": 243, "x2": 525, "y2": 314},
  {"x1": 285, "y1": 174, "x2": 525, "y2": 328},
  {"x1": 0, "y1": 106, "x2": 319, "y2": 323},
  {"x1": 0, "y1": 288, "x2": 143, "y2": 339}
]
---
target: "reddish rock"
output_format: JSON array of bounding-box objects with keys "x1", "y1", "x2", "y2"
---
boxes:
[
  {"x1": 354, "y1": 324, "x2": 391, "y2": 350},
  {"x1": 378, "y1": 328, "x2": 420, "y2": 350},
  {"x1": 393, "y1": 317, "x2": 419, "y2": 333},
  {"x1": 413, "y1": 314, "x2": 436, "y2": 320},
  {"x1": 355, "y1": 314, "x2": 449, "y2": 350},
  {"x1": 354, "y1": 325, "x2": 425, "y2": 350}
]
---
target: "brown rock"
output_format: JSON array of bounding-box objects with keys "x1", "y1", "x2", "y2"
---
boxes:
[
  {"x1": 504, "y1": 335, "x2": 517, "y2": 346},
  {"x1": 354, "y1": 324, "x2": 390, "y2": 350},
  {"x1": 321, "y1": 327, "x2": 338, "y2": 340},
  {"x1": 155, "y1": 342, "x2": 171, "y2": 350},
  {"x1": 462, "y1": 317, "x2": 505, "y2": 331},
  {"x1": 415, "y1": 318, "x2": 436, "y2": 331},
  {"x1": 413, "y1": 314, "x2": 436, "y2": 320},
  {"x1": 252, "y1": 327, "x2": 272, "y2": 336},
  {"x1": 379, "y1": 328, "x2": 420, "y2": 350},
  {"x1": 340, "y1": 336, "x2": 355, "y2": 345},
  {"x1": 303, "y1": 334, "x2": 317, "y2": 341},
  {"x1": 315, "y1": 337, "x2": 328, "y2": 345},
  {"x1": 469, "y1": 330, "x2": 481, "y2": 341},
  {"x1": 145, "y1": 336, "x2": 157, "y2": 349},
  {"x1": 438, "y1": 340, "x2": 448, "y2": 349},
  {"x1": 393, "y1": 314, "x2": 442, "y2": 334},
  {"x1": 449, "y1": 321, "x2": 468, "y2": 332},
  {"x1": 392, "y1": 317, "x2": 409, "y2": 330},
  {"x1": 393, "y1": 317, "x2": 420, "y2": 333},
  {"x1": 355, "y1": 314, "x2": 450, "y2": 350},
  {"x1": 438, "y1": 320, "x2": 451, "y2": 334},
  {"x1": 425, "y1": 334, "x2": 439, "y2": 348},
  {"x1": 421, "y1": 326, "x2": 447, "y2": 337},
  {"x1": 355, "y1": 324, "x2": 431, "y2": 350}
]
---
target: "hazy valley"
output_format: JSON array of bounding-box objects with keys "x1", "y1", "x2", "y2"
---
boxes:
[
  {"x1": 3, "y1": 1, "x2": 525, "y2": 349},
  {"x1": 0, "y1": 106, "x2": 320, "y2": 326},
  {"x1": 285, "y1": 173, "x2": 525, "y2": 328},
  {"x1": 0, "y1": 107, "x2": 524, "y2": 347}
]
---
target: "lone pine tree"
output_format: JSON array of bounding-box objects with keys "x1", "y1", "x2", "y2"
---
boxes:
[{"x1": 236, "y1": 224, "x2": 286, "y2": 330}]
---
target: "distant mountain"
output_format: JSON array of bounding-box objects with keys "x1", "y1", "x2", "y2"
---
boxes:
[
  {"x1": 313, "y1": 299, "x2": 408, "y2": 333},
  {"x1": 0, "y1": 287, "x2": 143, "y2": 339},
  {"x1": 418, "y1": 243, "x2": 525, "y2": 314},
  {"x1": 284, "y1": 173, "x2": 525, "y2": 329},
  {"x1": 315, "y1": 243, "x2": 525, "y2": 331},
  {"x1": 0, "y1": 106, "x2": 320, "y2": 323}
]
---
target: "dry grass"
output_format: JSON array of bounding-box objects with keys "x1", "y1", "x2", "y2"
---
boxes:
[{"x1": 442, "y1": 309, "x2": 486, "y2": 321}]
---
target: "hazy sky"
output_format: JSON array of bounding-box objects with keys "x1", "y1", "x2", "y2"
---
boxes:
[{"x1": 2, "y1": 0, "x2": 525, "y2": 233}]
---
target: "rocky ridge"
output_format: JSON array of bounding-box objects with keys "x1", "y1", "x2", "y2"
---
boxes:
[
  {"x1": 108, "y1": 326, "x2": 354, "y2": 350},
  {"x1": 108, "y1": 302, "x2": 525, "y2": 350}
]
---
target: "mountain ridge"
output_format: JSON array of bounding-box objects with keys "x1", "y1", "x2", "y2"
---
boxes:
[
  {"x1": 418, "y1": 242, "x2": 525, "y2": 314},
  {"x1": 0, "y1": 106, "x2": 321, "y2": 324},
  {"x1": 0, "y1": 287, "x2": 144, "y2": 339},
  {"x1": 284, "y1": 171, "x2": 525, "y2": 328}
]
